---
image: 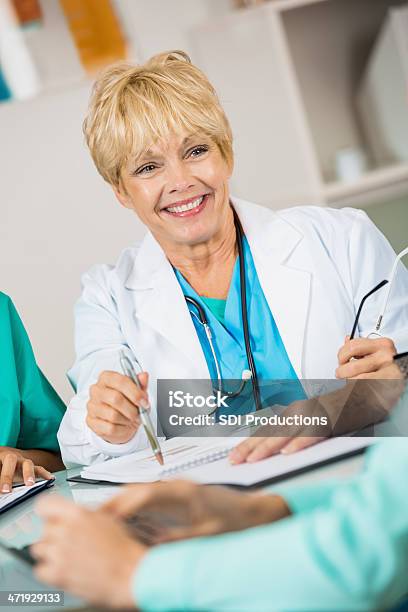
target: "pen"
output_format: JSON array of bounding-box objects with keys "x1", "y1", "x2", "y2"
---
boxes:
[{"x1": 119, "y1": 349, "x2": 164, "y2": 466}]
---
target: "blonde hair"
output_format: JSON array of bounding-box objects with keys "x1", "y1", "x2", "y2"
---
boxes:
[{"x1": 83, "y1": 50, "x2": 233, "y2": 188}]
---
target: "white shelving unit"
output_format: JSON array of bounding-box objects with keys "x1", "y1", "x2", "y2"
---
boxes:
[{"x1": 190, "y1": 0, "x2": 408, "y2": 208}]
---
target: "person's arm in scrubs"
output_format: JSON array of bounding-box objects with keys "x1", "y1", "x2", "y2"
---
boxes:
[
  {"x1": 133, "y1": 392, "x2": 408, "y2": 612},
  {"x1": 0, "y1": 293, "x2": 65, "y2": 492},
  {"x1": 32, "y1": 384, "x2": 408, "y2": 611},
  {"x1": 133, "y1": 445, "x2": 408, "y2": 612}
]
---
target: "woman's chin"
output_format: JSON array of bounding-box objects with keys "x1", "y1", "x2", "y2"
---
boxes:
[{"x1": 173, "y1": 224, "x2": 216, "y2": 247}]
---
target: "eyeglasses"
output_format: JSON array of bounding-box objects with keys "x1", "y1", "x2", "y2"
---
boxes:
[
  {"x1": 350, "y1": 246, "x2": 408, "y2": 340},
  {"x1": 350, "y1": 279, "x2": 388, "y2": 340}
]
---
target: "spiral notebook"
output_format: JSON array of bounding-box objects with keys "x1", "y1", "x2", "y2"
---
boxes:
[
  {"x1": 81, "y1": 437, "x2": 240, "y2": 484},
  {"x1": 80, "y1": 436, "x2": 375, "y2": 486}
]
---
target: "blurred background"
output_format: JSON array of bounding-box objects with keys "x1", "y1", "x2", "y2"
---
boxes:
[{"x1": 0, "y1": 0, "x2": 407, "y2": 401}]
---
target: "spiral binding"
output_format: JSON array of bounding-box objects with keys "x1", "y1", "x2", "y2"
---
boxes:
[{"x1": 161, "y1": 447, "x2": 231, "y2": 477}]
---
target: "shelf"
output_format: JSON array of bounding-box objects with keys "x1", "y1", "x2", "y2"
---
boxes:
[
  {"x1": 191, "y1": 0, "x2": 408, "y2": 209},
  {"x1": 323, "y1": 163, "x2": 408, "y2": 207},
  {"x1": 263, "y1": 0, "x2": 326, "y2": 11}
]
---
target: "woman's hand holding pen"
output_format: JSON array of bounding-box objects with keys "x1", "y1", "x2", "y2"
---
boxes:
[{"x1": 86, "y1": 370, "x2": 150, "y2": 444}]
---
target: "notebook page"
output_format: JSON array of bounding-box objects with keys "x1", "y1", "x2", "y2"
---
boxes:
[
  {"x1": 81, "y1": 437, "x2": 241, "y2": 483},
  {"x1": 169, "y1": 437, "x2": 376, "y2": 486}
]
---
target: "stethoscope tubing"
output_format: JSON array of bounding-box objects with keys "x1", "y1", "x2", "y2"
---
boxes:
[
  {"x1": 184, "y1": 208, "x2": 262, "y2": 412},
  {"x1": 234, "y1": 210, "x2": 262, "y2": 411}
]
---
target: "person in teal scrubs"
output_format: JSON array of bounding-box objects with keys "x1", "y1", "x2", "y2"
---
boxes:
[
  {"x1": 32, "y1": 360, "x2": 408, "y2": 611},
  {"x1": 0, "y1": 292, "x2": 65, "y2": 492}
]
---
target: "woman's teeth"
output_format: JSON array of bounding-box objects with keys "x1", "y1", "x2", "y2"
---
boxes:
[{"x1": 166, "y1": 196, "x2": 204, "y2": 214}]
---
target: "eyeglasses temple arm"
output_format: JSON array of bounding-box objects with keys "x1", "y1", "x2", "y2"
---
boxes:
[
  {"x1": 350, "y1": 279, "x2": 388, "y2": 340},
  {"x1": 375, "y1": 246, "x2": 408, "y2": 332}
]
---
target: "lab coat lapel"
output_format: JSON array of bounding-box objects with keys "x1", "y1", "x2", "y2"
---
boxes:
[
  {"x1": 233, "y1": 198, "x2": 311, "y2": 378},
  {"x1": 125, "y1": 232, "x2": 210, "y2": 377}
]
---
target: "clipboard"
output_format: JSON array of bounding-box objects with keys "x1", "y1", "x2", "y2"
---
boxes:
[
  {"x1": 66, "y1": 439, "x2": 371, "y2": 488},
  {"x1": 230, "y1": 443, "x2": 367, "y2": 490},
  {"x1": 0, "y1": 479, "x2": 55, "y2": 516},
  {"x1": 66, "y1": 475, "x2": 122, "y2": 485}
]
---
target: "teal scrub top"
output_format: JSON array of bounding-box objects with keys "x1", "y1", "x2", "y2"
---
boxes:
[
  {"x1": 0, "y1": 292, "x2": 65, "y2": 451},
  {"x1": 134, "y1": 390, "x2": 408, "y2": 611},
  {"x1": 201, "y1": 296, "x2": 226, "y2": 325},
  {"x1": 175, "y1": 237, "x2": 306, "y2": 413}
]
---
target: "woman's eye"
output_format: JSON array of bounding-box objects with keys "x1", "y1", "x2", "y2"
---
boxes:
[
  {"x1": 189, "y1": 145, "x2": 208, "y2": 158},
  {"x1": 135, "y1": 163, "x2": 156, "y2": 175}
]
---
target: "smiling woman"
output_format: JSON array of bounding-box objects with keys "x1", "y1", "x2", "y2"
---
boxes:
[
  {"x1": 57, "y1": 50, "x2": 408, "y2": 468},
  {"x1": 83, "y1": 50, "x2": 235, "y2": 275},
  {"x1": 114, "y1": 132, "x2": 234, "y2": 266},
  {"x1": 83, "y1": 51, "x2": 233, "y2": 184}
]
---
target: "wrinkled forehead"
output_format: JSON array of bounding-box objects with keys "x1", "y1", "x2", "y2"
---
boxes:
[
  {"x1": 127, "y1": 128, "x2": 212, "y2": 165},
  {"x1": 119, "y1": 87, "x2": 225, "y2": 173}
]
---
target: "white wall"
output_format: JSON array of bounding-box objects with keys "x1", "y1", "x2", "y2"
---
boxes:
[
  {"x1": 0, "y1": 0, "x2": 233, "y2": 401},
  {"x1": 0, "y1": 84, "x2": 145, "y2": 400},
  {"x1": 115, "y1": 0, "x2": 233, "y2": 61}
]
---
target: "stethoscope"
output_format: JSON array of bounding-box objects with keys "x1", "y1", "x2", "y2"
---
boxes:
[{"x1": 184, "y1": 209, "x2": 262, "y2": 412}]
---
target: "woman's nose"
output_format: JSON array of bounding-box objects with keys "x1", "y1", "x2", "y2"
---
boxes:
[
  {"x1": 167, "y1": 162, "x2": 194, "y2": 194},
  {"x1": 169, "y1": 180, "x2": 194, "y2": 194}
]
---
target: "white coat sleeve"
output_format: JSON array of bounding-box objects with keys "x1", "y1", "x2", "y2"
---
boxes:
[
  {"x1": 346, "y1": 208, "x2": 408, "y2": 351},
  {"x1": 57, "y1": 265, "x2": 150, "y2": 467}
]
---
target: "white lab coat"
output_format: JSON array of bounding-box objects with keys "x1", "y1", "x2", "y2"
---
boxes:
[{"x1": 58, "y1": 199, "x2": 408, "y2": 466}]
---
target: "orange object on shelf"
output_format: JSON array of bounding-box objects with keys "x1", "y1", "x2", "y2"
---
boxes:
[
  {"x1": 11, "y1": 0, "x2": 42, "y2": 26},
  {"x1": 59, "y1": 0, "x2": 127, "y2": 74}
]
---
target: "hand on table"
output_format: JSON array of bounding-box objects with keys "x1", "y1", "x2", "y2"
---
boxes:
[
  {"x1": 31, "y1": 496, "x2": 146, "y2": 609},
  {"x1": 229, "y1": 433, "x2": 325, "y2": 464},
  {"x1": 230, "y1": 346, "x2": 403, "y2": 465},
  {"x1": 0, "y1": 448, "x2": 53, "y2": 493},
  {"x1": 229, "y1": 398, "x2": 329, "y2": 464},
  {"x1": 102, "y1": 480, "x2": 290, "y2": 542},
  {"x1": 336, "y1": 336, "x2": 396, "y2": 379},
  {"x1": 87, "y1": 370, "x2": 150, "y2": 444}
]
